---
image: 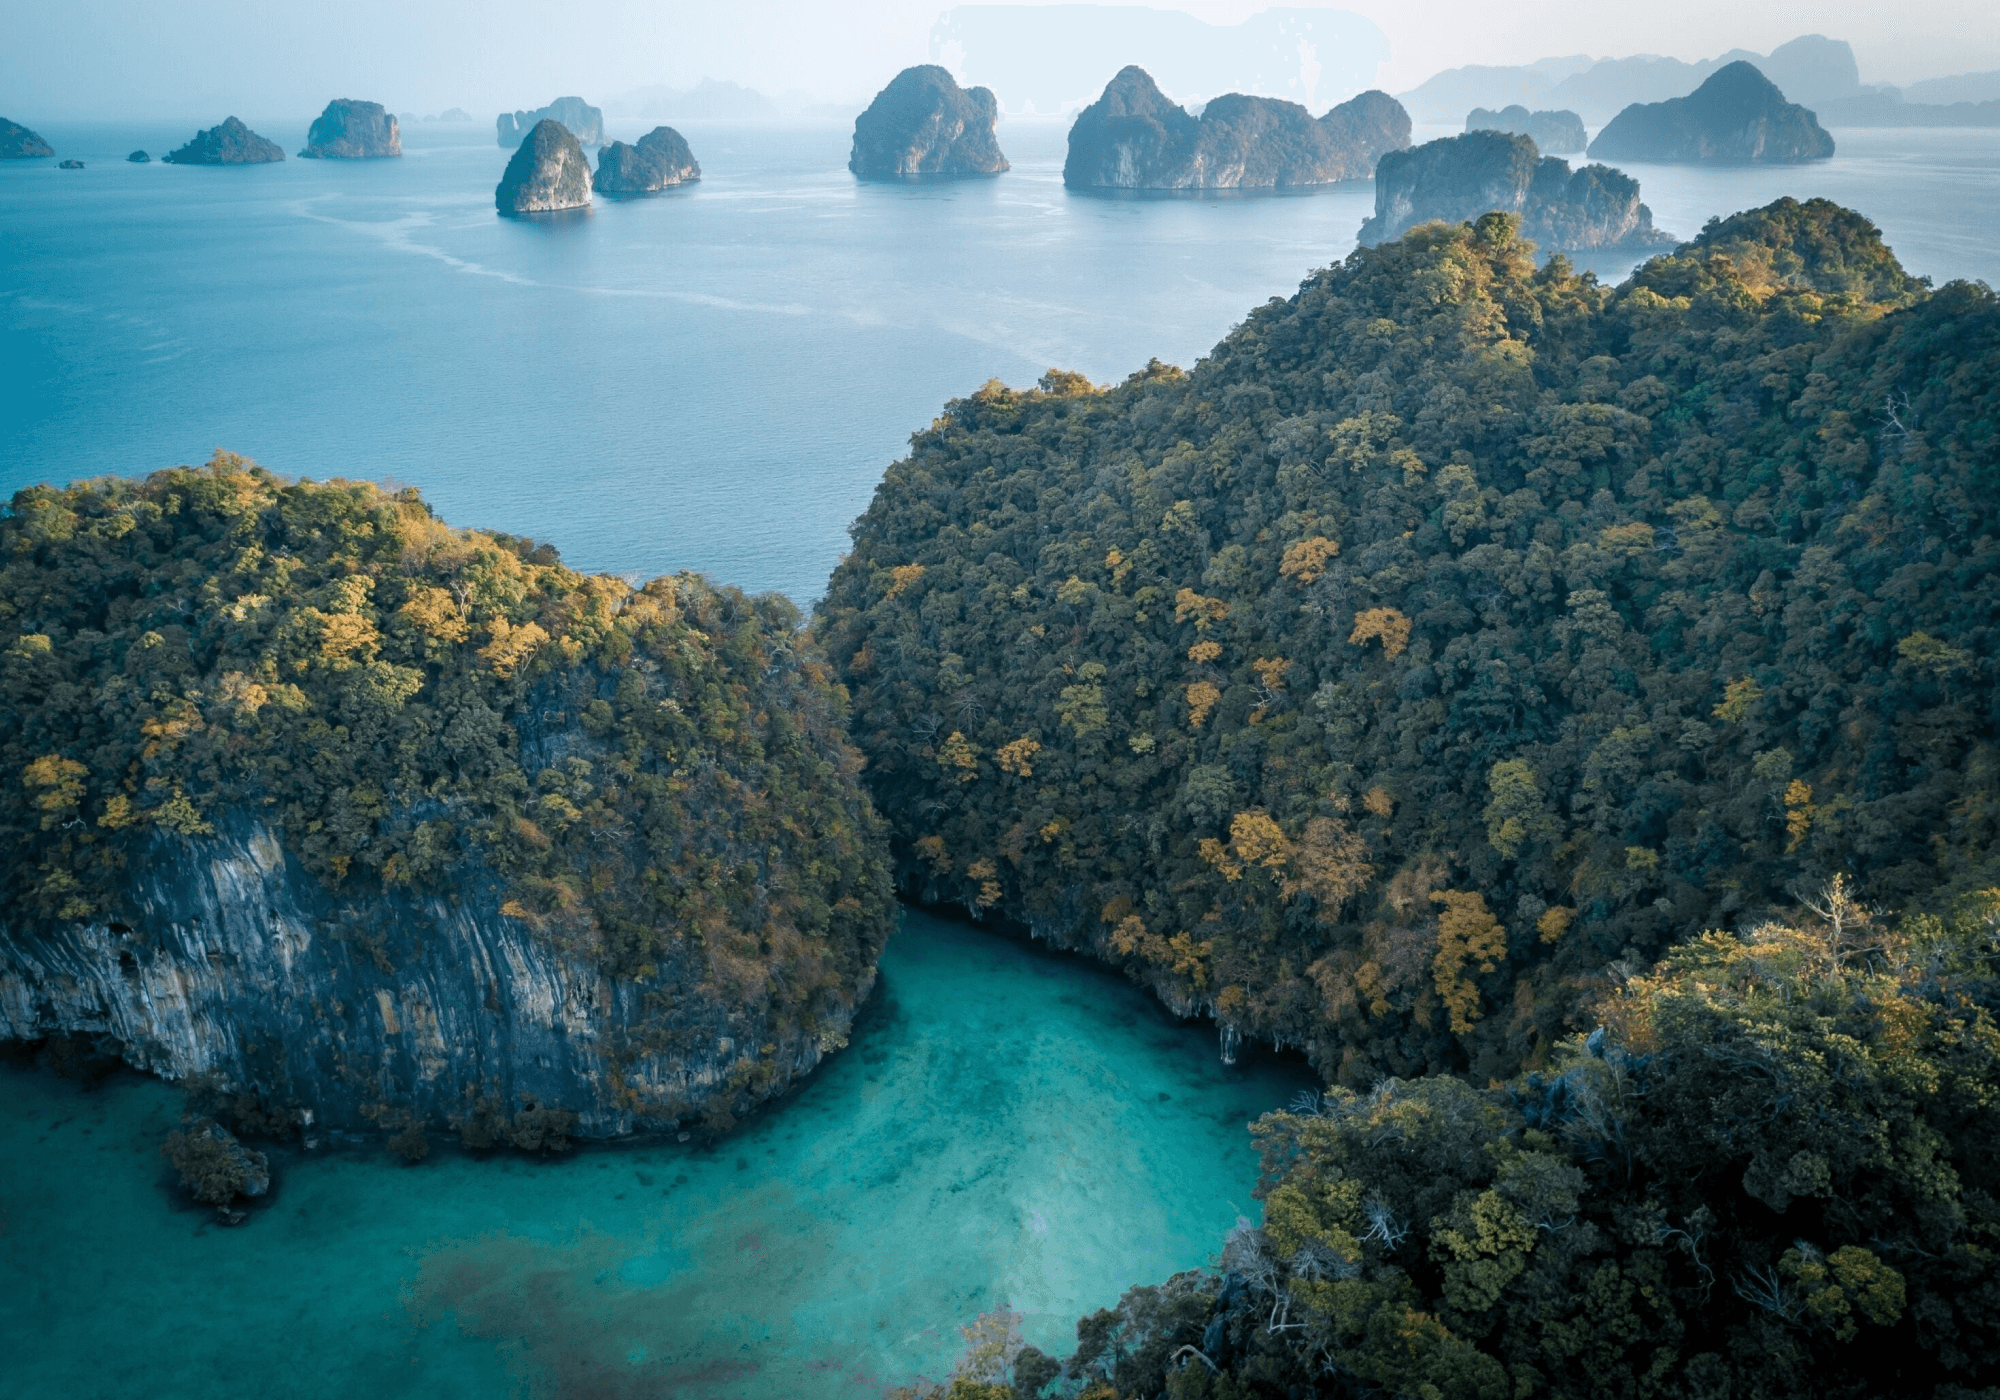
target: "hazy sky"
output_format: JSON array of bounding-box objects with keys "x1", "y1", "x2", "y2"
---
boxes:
[{"x1": 4, "y1": 0, "x2": 1996, "y2": 119}]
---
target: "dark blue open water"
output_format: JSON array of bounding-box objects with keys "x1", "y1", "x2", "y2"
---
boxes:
[{"x1": 2, "y1": 113, "x2": 1996, "y2": 1399}]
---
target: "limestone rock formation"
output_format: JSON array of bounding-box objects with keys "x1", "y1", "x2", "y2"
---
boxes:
[
  {"x1": 127, "y1": 150, "x2": 151, "y2": 163},
  {"x1": 1359, "y1": 130, "x2": 1675, "y2": 252},
  {"x1": 848, "y1": 65, "x2": 1008, "y2": 179},
  {"x1": 299, "y1": 99, "x2": 401, "y2": 159},
  {"x1": 594, "y1": 125, "x2": 700, "y2": 194},
  {"x1": 496, "y1": 119, "x2": 592, "y2": 214},
  {"x1": 1466, "y1": 105, "x2": 1587, "y2": 153},
  {"x1": 162, "y1": 117, "x2": 285, "y2": 165},
  {"x1": 58, "y1": 159, "x2": 82, "y2": 169},
  {"x1": 1589, "y1": 62, "x2": 1834, "y2": 163},
  {"x1": 496, "y1": 96, "x2": 603, "y2": 148},
  {"x1": 1063, "y1": 66, "x2": 1409, "y2": 190},
  {"x1": 0, "y1": 117, "x2": 54, "y2": 159}
]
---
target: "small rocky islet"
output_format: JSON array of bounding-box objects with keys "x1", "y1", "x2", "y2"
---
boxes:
[
  {"x1": 495, "y1": 117, "x2": 593, "y2": 213},
  {"x1": 595, "y1": 125, "x2": 699, "y2": 194},
  {"x1": 0, "y1": 116, "x2": 54, "y2": 158},
  {"x1": 1062, "y1": 64, "x2": 1409, "y2": 191},
  {"x1": 162, "y1": 116, "x2": 284, "y2": 165},
  {"x1": 299, "y1": 98, "x2": 401, "y2": 159},
  {"x1": 495, "y1": 95, "x2": 602, "y2": 148},
  {"x1": 1466, "y1": 103, "x2": 1587, "y2": 153},
  {"x1": 848, "y1": 64, "x2": 1008, "y2": 179},
  {"x1": 1589, "y1": 60, "x2": 1835, "y2": 162},
  {"x1": 1360, "y1": 129, "x2": 1676, "y2": 252}
]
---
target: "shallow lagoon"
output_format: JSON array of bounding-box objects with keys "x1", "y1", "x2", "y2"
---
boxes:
[{"x1": 0, "y1": 911, "x2": 1312, "y2": 1399}]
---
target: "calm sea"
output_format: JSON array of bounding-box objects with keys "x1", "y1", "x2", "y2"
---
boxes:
[{"x1": 4, "y1": 117, "x2": 1995, "y2": 605}]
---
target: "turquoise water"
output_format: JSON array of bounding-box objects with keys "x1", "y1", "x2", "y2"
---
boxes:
[
  {"x1": 5, "y1": 119, "x2": 1994, "y2": 604},
  {"x1": 0, "y1": 911, "x2": 1312, "y2": 1400}
]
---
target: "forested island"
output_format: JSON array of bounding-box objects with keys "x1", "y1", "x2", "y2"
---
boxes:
[
  {"x1": 1465, "y1": 105, "x2": 1586, "y2": 153},
  {"x1": 162, "y1": 117, "x2": 284, "y2": 165},
  {"x1": 495, "y1": 96, "x2": 603, "y2": 148},
  {"x1": 0, "y1": 116, "x2": 54, "y2": 158},
  {"x1": 299, "y1": 99, "x2": 400, "y2": 159},
  {"x1": 1360, "y1": 131, "x2": 1673, "y2": 252},
  {"x1": 1064, "y1": 66, "x2": 1409, "y2": 191},
  {"x1": 825, "y1": 198, "x2": 1999, "y2": 1396},
  {"x1": 496, "y1": 119, "x2": 593, "y2": 213},
  {"x1": 849, "y1": 65, "x2": 1009, "y2": 180},
  {"x1": 1590, "y1": 62, "x2": 1834, "y2": 163},
  {"x1": 0, "y1": 461, "x2": 894, "y2": 1156},
  {"x1": 596, "y1": 125, "x2": 700, "y2": 193}
]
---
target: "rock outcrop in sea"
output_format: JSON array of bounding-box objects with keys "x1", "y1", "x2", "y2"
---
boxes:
[
  {"x1": 848, "y1": 65, "x2": 1008, "y2": 179},
  {"x1": 496, "y1": 119, "x2": 592, "y2": 214},
  {"x1": 162, "y1": 117, "x2": 285, "y2": 165},
  {"x1": 58, "y1": 159, "x2": 83, "y2": 169},
  {"x1": 0, "y1": 117, "x2": 55, "y2": 159},
  {"x1": 299, "y1": 99, "x2": 402, "y2": 159},
  {"x1": 594, "y1": 125, "x2": 700, "y2": 193},
  {"x1": 1589, "y1": 62, "x2": 1834, "y2": 162},
  {"x1": 1359, "y1": 130, "x2": 1675, "y2": 252},
  {"x1": 1062, "y1": 66, "x2": 1409, "y2": 190},
  {"x1": 1466, "y1": 105, "x2": 1587, "y2": 153},
  {"x1": 128, "y1": 150, "x2": 151, "y2": 163},
  {"x1": 496, "y1": 96, "x2": 603, "y2": 148}
]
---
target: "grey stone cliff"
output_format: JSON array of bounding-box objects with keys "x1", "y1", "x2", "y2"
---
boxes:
[
  {"x1": 496, "y1": 96, "x2": 603, "y2": 148},
  {"x1": 1359, "y1": 130, "x2": 1676, "y2": 252},
  {"x1": 0, "y1": 813, "x2": 871, "y2": 1138},
  {"x1": 849, "y1": 65, "x2": 1008, "y2": 178},
  {"x1": 0, "y1": 117, "x2": 54, "y2": 159},
  {"x1": 496, "y1": 119, "x2": 592, "y2": 214},
  {"x1": 300, "y1": 99, "x2": 402, "y2": 159},
  {"x1": 1467, "y1": 105, "x2": 1587, "y2": 154},
  {"x1": 163, "y1": 117, "x2": 285, "y2": 165},
  {"x1": 1063, "y1": 66, "x2": 1409, "y2": 190},
  {"x1": 595, "y1": 126, "x2": 700, "y2": 193},
  {"x1": 1589, "y1": 62, "x2": 1834, "y2": 163}
]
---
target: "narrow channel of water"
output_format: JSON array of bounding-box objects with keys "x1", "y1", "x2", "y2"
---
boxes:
[{"x1": 0, "y1": 910, "x2": 1313, "y2": 1400}]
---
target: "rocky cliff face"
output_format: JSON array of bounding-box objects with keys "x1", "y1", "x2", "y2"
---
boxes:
[
  {"x1": 496, "y1": 96, "x2": 603, "y2": 148},
  {"x1": 849, "y1": 65, "x2": 1008, "y2": 179},
  {"x1": 595, "y1": 125, "x2": 700, "y2": 194},
  {"x1": 300, "y1": 99, "x2": 401, "y2": 159},
  {"x1": 1466, "y1": 105, "x2": 1586, "y2": 154},
  {"x1": 163, "y1": 117, "x2": 285, "y2": 165},
  {"x1": 0, "y1": 117, "x2": 53, "y2": 159},
  {"x1": 1359, "y1": 130, "x2": 1675, "y2": 252},
  {"x1": 1589, "y1": 62, "x2": 1834, "y2": 163},
  {"x1": 1063, "y1": 66, "x2": 1409, "y2": 190},
  {"x1": 496, "y1": 119, "x2": 592, "y2": 214},
  {"x1": 0, "y1": 814, "x2": 870, "y2": 1138}
]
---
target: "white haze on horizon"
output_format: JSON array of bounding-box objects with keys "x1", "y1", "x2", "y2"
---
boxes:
[{"x1": 1, "y1": 0, "x2": 1994, "y2": 122}]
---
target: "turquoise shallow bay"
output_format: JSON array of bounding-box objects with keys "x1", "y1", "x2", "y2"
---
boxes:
[{"x1": 0, "y1": 911, "x2": 1312, "y2": 1399}]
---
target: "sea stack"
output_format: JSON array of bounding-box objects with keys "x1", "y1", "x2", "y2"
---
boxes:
[
  {"x1": 849, "y1": 65, "x2": 1008, "y2": 179},
  {"x1": 162, "y1": 117, "x2": 285, "y2": 165},
  {"x1": 496, "y1": 118, "x2": 592, "y2": 214},
  {"x1": 496, "y1": 97, "x2": 603, "y2": 148},
  {"x1": 0, "y1": 117, "x2": 55, "y2": 159},
  {"x1": 1062, "y1": 66, "x2": 1409, "y2": 190},
  {"x1": 128, "y1": 150, "x2": 151, "y2": 163},
  {"x1": 1466, "y1": 105, "x2": 1587, "y2": 154},
  {"x1": 1359, "y1": 130, "x2": 1675, "y2": 252},
  {"x1": 299, "y1": 99, "x2": 401, "y2": 158},
  {"x1": 594, "y1": 126, "x2": 700, "y2": 194},
  {"x1": 1589, "y1": 62, "x2": 1834, "y2": 163}
]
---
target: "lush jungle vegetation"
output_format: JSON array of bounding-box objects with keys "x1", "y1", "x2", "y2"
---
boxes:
[
  {"x1": 817, "y1": 197, "x2": 1999, "y2": 1094},
  {"x1": 907, "y1": 887, "x2": 2000, "y2": 1399},
  {"x1": 0, "y1": 460, "x2": 894, "y2": 1062}
]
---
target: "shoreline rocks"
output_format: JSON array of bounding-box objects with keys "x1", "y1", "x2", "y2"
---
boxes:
[
  {"x1": 1589, "y1": 62, "x2": 1834, "y2": 162},
  {"x1": 1063, "y1": 66, "x2": 1409, "y2": 190},
  {"x1": 595, "y1": 125, "x2": 700, "y2": 194},
  {"x1": 0, "y1": 117, "x2": 54, "y2": 159},
  {"x1": 1360, "y1": 130, "x2": 1675, "y2": 252},
  {"x1": 849, "y1": 65, "x2": 1008, "y2": 179},
  {"x1": 300, "y1": 99, "x2": 401, "y2": 159},
  {"x1": 163, "y1": 117, "x2": 285, "y2": 165},
  {"x1": 1466, "y1": 105, "x2": 1586, "y2": 154},
  {"x1": 496, "y1": 118, "x2": 592, "y2": 214},
  {"x1": 497, "y1": 97, "x2": 602, "y2": 148}
]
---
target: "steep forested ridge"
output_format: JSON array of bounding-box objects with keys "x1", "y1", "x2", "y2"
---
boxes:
[
  {"x1": 817, "y1": 198, "x2": 2000, "y2": 1089},
  {"x1": 1, "y1": 460, "x2": 893, "y2": 1062}
]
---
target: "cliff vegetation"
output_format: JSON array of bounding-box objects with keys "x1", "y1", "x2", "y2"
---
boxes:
[{"x1": 815, "y1": 197, "x2": 1997, "y2": 1099}]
